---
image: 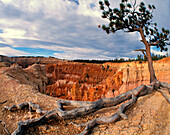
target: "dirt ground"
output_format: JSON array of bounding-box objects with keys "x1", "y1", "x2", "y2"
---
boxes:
[{"x1": 0, "y1": 66, "x2": 169, "y2": 135}]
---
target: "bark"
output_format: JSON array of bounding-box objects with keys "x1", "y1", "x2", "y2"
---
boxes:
[
  {"x1": 139, "y1": 27, "x2": 157, "y2": 83},
  {"x1": 4, "y1": 81, "x2": 169, "y2": 135},
  {"x1": 0, "y1": 100, "x2": 8, "y2": 104},
  {"x1": 4, "y1": 101, "x2": 47, "y2": 114}
]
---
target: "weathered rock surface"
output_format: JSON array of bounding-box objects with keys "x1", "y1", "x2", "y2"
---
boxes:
[
  {"x1": 0, "y1": 55, "x2": 64, "y2": 68},
  {"x1": 45, "y1": 63, "x2": 123, "y2": 101},
  {"x1": 1, "y1": 57, "x2": 169, "y2": 101},
  {"x1": 45, "y1": 57, "x2": 170, "y2": 101},
  {"x1": 2, "y1": 64, "x2": 48, "y2": 93},
  {"x1": 113, "y1": 57, "x2": 170, "y2": 95},
  {"x1": 0, "y1": 67, "x2": 169, "y2": 135},
  {"x1": 0, "y1": 57, "x2": 169, "y2": 135}
]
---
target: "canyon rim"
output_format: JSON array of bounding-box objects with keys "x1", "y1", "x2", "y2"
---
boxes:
[{"x1": 0, "y1": 56, "x2": 169, "y2": 135}]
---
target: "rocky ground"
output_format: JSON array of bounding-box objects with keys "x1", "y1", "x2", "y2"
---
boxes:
[{"x1": 0, "y1": 61, "x2": 169, "y2": 135}]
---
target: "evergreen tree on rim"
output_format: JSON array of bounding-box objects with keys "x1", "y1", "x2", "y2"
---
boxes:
[{"x1": 99, "y1": 0, "x2": 170, "y2": 83}]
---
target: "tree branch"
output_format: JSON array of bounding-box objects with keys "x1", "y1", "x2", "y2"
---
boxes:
[{"x1": 134, "y1": 49, "x2": 147, "y2": 58}]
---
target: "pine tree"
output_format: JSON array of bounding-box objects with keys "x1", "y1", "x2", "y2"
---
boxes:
[{"x1": 99, "y1": 0, "x2": 169, "y2": 82}]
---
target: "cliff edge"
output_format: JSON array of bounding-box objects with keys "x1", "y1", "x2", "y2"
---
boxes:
[{"x1": 0, "y1": 58, "x2": 169, "y2": 135}]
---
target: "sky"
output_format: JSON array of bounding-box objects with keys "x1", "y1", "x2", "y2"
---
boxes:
[{"x1": 0, "y1": 0, "x2": 169, "y2": 60}]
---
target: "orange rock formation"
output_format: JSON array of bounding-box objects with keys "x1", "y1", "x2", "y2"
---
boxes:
[
  {"x1": 46, "y1": 57, "x2": 170, "y2": 101},
  {"x1": 45, "y1": 63, "x2": 122, "y2": 101},
  {"x1": 1, "y1": 56, "x2": 169, "y2": 101}
]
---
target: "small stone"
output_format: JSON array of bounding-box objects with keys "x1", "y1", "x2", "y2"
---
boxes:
[
  {"x1": 7, "y1": 114, "x2": 14, "y2": 120},
  {"x1": 1, "y1": 70, "x2": 5, "y2": 74},
  {"x1": 142, "y1": 124, "x2": 149, "y2": 130},
  {"x1": 36, "y1": 109, "x2": 42, "y2": 114}
]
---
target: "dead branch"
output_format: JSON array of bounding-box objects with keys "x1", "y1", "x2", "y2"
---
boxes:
[
  {"x1": 4, "y1": 101, "x2": 47, "y2": 114},
  {"x1": 5, "y1": 81, "x2": 170, "y2": 135},
  {"x1": 0, "y1": 119, "x2": 10, "y2": 135},
  {"x1": 0, "y1": 100, "x2": 8, "y2": 104},
  {"x1": 134, "y1": 49, "x2": 147, "y2": 58}
]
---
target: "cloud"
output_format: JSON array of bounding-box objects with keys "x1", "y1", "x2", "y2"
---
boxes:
[
  {"x1": 1, "y1": 28, "x2": 26, "y2": 39},
  {"x1": 151, "y1": 49, "x2": 169, "y2": 56},
  {"x1": 0, "y1": 47, "x2": 29, "y2": 56},
  {"x1": 0, "y1": 0, "x2": 169, "y2": 59}
]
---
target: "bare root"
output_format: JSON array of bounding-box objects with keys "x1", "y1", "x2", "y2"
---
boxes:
[
  {"x1": 157, "y1": 87, "x2": 170, "y2": 103},
  {"x1": 4, "y1": 101, "x2": 47, "y2": 114},
  {"x1": 75, "y1": 93, "x2": 138, "y2": 135},
  {"x1": 0, "y1": 100, "x2": 8, "y2": 104},
  {"x1": 156, "y1": 82, "x2": 170, "y2": 103},
  {"x1": 11, "y1": 109, "x2": 60, "y2": 135},
  {"x1": 4, "y1": 81, "x2": 170, "y2": 135}
]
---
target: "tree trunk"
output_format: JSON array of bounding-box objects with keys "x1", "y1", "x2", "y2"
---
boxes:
[
  {"x1": 145, "y1": 45, "x2": 157, "y2": 82},
  {"x1": 139, "y1": 28, "x2": 157, "y2": 83}
]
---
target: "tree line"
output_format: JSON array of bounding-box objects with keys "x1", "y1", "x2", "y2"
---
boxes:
[{"x1": 73, "y1": 53, "x2": 167, "y2": 64}]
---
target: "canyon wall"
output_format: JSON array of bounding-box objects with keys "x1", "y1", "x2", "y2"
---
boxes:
[
  {"x1": 45, "y1": 57, "x2": 170, "y2": 101},
  {"x1": 1, "y1": 57, "x2": 169, "y2": 101},
  {"x1": 0, "y1": 55, "x2": 65, "y2": 68},
  {"x1": 45, "y1": 63, "x2": 122, "y2": 101},
  {"x1": 2, "y1": 64, "x2": 48, "y2": 93},
  {"x1": 105, "y1": 57, "x2": 170, "y2": 95}
]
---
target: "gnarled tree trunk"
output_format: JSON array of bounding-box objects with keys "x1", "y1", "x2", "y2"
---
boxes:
[{"x1": 139, "y1": 27, "x2": 157, "y2": 83}]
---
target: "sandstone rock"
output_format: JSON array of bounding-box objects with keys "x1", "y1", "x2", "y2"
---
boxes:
[
  {"x1": 118, "y1": 58, "x2": 170, "y2": 94},
  {"x1": 1, "y1": 56, "x2": 169, "y2": 102},
  {"x1": 3, "y1": 64, "x2": 48, "y2": 94},
  {"x1": 45, "y1": 63, "x2": 119, "y2": 101}
]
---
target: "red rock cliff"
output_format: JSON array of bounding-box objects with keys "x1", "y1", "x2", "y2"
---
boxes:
[
  {"x1": 2, "y1": 57, "x2": 169, "y2": 102},
  {"x1": 46, "y1": 57, "x2": 170, "y2": 101},
  {"x1": 45, "y1": 63, "x2": 123, "y2": 101},
  {"x1": 104, "y1": 57, "x2": 170, "y2": 95}
]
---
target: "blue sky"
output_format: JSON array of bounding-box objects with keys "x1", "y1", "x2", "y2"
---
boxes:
[{"x1": 0, "y1": 0, "x2": 169, "y2": 59}]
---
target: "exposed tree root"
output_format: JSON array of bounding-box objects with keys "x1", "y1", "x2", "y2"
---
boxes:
[
  {"x1": 157, "y1": 89, "x2": 170, "y2": 103},
  {"x1": 156, "y1": 82, "x2": 170, "y2": 103},
  {"x1": 0, "y1": 119, "x2": 10, "y2": 135},
  {"x1": 160, "y1": 82, "x2": 170, "y2": 90},
  {"x1": 0, "y1": 100, "x2": 8, "y2": 104},
  {"x1": 72, "y1": 93, "x2": 137, "y2": 135},
  {"x1": 4, "y1": 101, "x2": 47, "y2": 114},
  {"x1": 3, "y1": 81, "x2": 170, "y2": 135}
]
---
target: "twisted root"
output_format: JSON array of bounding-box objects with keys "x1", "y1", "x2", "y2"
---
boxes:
[{"x1": 4, "y1": 81, "x2": 170, "y2": 135}]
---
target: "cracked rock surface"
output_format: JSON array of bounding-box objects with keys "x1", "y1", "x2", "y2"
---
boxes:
[{"x1": 0, "y1": 60, "x2": 169, "y2": 135}]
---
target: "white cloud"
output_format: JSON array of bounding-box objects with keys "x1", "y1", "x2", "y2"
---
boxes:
[
  {"x1": 1, "y1": 28, "x2": 26, "y2": 38},
  {"x1": 0, "y1": 0, "x2": 169, "y2": 59},
  {"x1": 0, "y1": 47, "x2": 29, "y2": 56},
  {"x1": 151, "y1": 49, "x2": 168, "y2": 56}
]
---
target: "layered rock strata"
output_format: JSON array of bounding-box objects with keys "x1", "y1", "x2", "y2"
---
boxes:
[
  {"x1": 105, "y1": 57, "x2": 170, "y2": 95},
  {"x1": 3, "y1": 64, "x2": 48, "y2": 94},
  {"x1": 2, "y1": 57, "x2": 170, "y2": 101},
  {"x1": 45, "y1": 63, "x2": 122, "y2": 101}
]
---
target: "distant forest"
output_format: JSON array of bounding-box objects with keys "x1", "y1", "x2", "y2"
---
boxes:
[
  {"x1": 73, "y1": 53, "x2": 168, "y2": 64},
  {"x1": 0, "y1": 53, "x2": 168, "y2": 64}
]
